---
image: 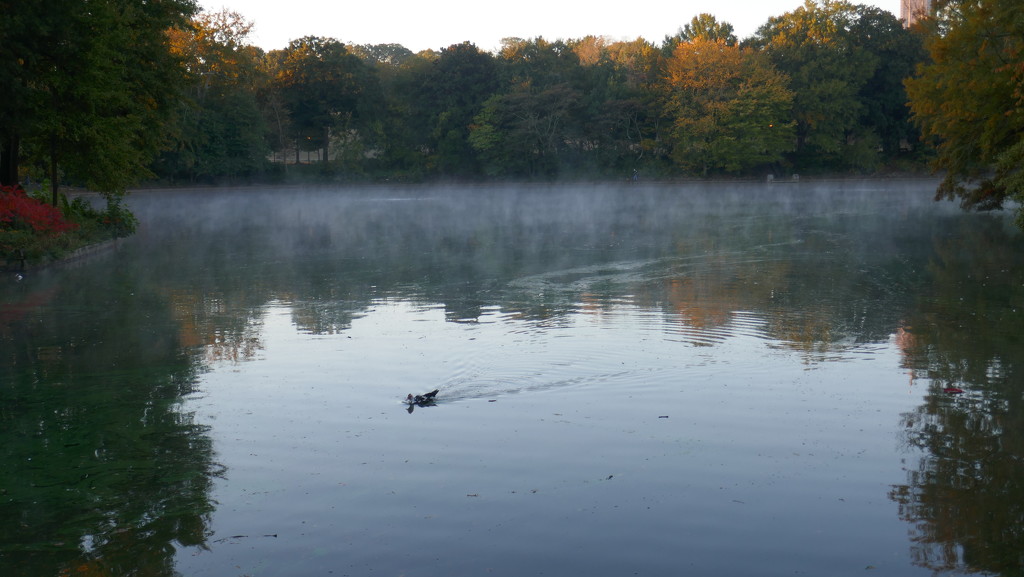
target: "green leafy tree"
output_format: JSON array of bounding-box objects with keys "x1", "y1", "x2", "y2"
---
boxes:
[
  {"x1": 259, "y1": 49, "x2": 295, "y2": 167},
  {"x1": 664, "y1": 13, "x2": 738, "y2": 53},
  {"x1": 493, "y1": 37, "x2": 620, "y2": 176},
  {"x1": 272, "y1": 36, "x2": 376, "y2": 171},
  {"x1": 159, "y1": 9, "x2": 269, "y2": 181},
  {"x1": 661, "y1": 39, "x2": 795, "y2": 176},
  {"x1": 363, "y1": 49, "x2": 437, "y2": 177},
  {"x1": 470, "y1": 84, "x2": 582, "y2": 177},
  {"x1": 351, "y1": 43, "x2": 416, "y2": 66},
  {"x1": 602, "y1": 39, "x2": 667, "y2": 174},
  {"x1": 1, "y1": 0, "x2": 197, "y2": 202},
  {"x1": 473, "y1": 36, "x2": 666, "y2": 178},
  {"x1": 498, "y1": 37, "x2": 582, "y2": 89},
  {"x1": 0, "y1": 0, "x2": 41, "y2": 186},
  {"x1": 417, "y1": 42, "x2": 498, "y2": 175},
  {"x1": 905, "y1": 0, "x2": 1024, "y2": 223},
  {"x1": 749, "y1": 0, "x2": 881, "y2": 172},
  {"x1": 849, "y1": 5, "x2": 926, "y2": 160},
  {"x1": 561, "y1": 37, "x2": 667, "y2": 176}
]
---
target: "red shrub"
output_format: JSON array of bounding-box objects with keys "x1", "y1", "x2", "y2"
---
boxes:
[{"x1": 0, "y1": 184, "x2": 78, "y2": 235}]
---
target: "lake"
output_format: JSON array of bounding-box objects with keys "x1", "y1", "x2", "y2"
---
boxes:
[{"x1": 2, "y1": 181, "x2": 1023, "y2": 576}]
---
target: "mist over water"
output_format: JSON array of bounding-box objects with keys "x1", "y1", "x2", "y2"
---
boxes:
[
  {"x1": 128, "y1": 180, "x2": 951, "y2": 321},
  {"x1": 3, "y1": 180, "x2": 1023, "y2": 577}
]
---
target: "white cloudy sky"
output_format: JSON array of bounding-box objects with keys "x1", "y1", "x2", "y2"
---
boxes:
[{"x1": 198, "y1": 0, "x2": 903, "y2": 53}]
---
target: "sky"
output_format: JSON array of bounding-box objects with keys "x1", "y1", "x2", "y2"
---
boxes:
[{"x1": 198, "y1": 0, "x2": 903, "y2": 53}]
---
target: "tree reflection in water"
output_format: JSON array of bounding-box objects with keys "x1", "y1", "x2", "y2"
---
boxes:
[
  {"x1": 890, "y1": 216, "x2": 1024, "y2": 576},
  {"x1": 0, "y1": 263, "x2": 222, "y2": 576}
]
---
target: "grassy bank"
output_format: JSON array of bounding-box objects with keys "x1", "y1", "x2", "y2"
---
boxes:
[{"x1": 1, "y1": 185, "x2": 136, "y2": 270}]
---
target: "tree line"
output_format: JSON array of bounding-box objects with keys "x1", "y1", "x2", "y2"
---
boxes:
[
  {"x1": 155, "y1": 1, "x2": 926, "y2": 183},
  {"x1": 1, "y1": 0, "x2": 1022, "y2": 224}
]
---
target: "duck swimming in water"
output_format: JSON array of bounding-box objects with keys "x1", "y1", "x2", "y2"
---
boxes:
[{"x1": 406, "y1": 389, "x2": 439, "y2": 405}]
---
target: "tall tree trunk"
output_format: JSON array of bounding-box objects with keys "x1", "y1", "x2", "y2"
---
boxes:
[
  {"x1": 323, "y1": 125, "x2": 331, "y2": 165},
  {"x1": 0, "y1": 134, "x2": 18, "y2": 186},
  {"x1": 50, "y1": 134, "x2": 59, "y2": 206}
]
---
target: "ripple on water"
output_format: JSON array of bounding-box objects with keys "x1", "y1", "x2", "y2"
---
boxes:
[{"x1": 425, "y1": 299, "x2": 792, "y2": 404}]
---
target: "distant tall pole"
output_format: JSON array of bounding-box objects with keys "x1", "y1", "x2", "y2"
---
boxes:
[{"x1": 901, "y1": 0, "x2": 932, "y2": 27}]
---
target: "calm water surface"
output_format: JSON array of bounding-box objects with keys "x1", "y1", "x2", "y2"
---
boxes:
[{"x1": 2, "y1": 182, "x2": 1023, "y2": 576}]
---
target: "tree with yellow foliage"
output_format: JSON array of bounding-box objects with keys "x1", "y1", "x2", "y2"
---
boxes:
[
  {"x1": 662, "y1": 39, "x2": 795, "y2": 176},
  {"x1": 162, "y1": 9, "x2": 270, "y2": 180},
  {"x1": 905, "y1": 0, "x2": 1024, "y2": 225}
]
